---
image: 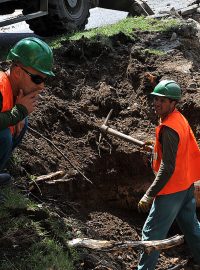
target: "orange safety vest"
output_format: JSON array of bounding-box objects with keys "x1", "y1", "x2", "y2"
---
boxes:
[
  {"x1": 0, "y1": 71, "x2": 15, "y2": 135},
  {"x1": 153, "y1": 109, "x2": 200, "y2": 195}
]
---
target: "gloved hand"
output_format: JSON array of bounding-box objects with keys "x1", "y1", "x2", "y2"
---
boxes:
[
  {"x1": 138, "y1": 194, "x2": 154, "y2": 213},
  {"x1": 142, "y1": 140, "x2": 154, "y2": 153}
]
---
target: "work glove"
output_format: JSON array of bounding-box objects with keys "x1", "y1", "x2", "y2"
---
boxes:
[
  {"x1": 138, "y1": 194, "x2": 154, "y2": 213},
  {"x1": 142, "y1": 140, "x2": 154, "y2": 153}
]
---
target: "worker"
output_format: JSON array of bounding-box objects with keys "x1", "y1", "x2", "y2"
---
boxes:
[
  {"x1": 0, "y1": 37, "x2": 54, "y2": 186},
  {"x1": 137, "y1": 80, "x2": 200, "y2": 269}
]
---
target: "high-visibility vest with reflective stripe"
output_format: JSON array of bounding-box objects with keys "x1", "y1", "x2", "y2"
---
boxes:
[
  {"x1": 0, "y1": 71, "x2": 15, "y2": 134},
  {"x1": 153, "y1": 109, "x2": 200, "y2": 195}
]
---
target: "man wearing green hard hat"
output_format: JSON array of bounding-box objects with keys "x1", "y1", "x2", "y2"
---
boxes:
[
  {"x1": 0, "y1": 37, "x2": 54, "y2": 189},
  {"x1": 151, "y1": 79, "x2": 181, "y2": 99},
  {"x1": 137, "y1": 80, "x2": 200, "y2": 269}
]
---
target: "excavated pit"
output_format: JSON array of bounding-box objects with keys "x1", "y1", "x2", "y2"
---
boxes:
[
  {"x1": 37, "y1": 150, "x2": 154, "y2": 209},
  {"x1": 2, "y1": 20, "x2": 200, "y2": 269}
]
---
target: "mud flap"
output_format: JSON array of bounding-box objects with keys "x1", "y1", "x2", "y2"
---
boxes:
[{"x1": 129, "y1": 0, "x2": 154, "y2": 16}]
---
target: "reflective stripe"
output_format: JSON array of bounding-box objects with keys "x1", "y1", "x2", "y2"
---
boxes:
[{"x1": 153, "y1": 152, "x2": 158, "y2": 160}]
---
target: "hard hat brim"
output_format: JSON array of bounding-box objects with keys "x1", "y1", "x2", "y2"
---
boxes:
[{"x1": 150, "y1": 92, "x2": 180, "y2": 100}]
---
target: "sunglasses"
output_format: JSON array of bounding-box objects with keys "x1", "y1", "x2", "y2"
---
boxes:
[{"x1": 20, "y1": 66, "x2": 46, "y2": 85}]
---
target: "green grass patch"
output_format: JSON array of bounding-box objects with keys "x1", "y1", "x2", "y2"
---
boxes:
[
  {"x1": 0, "y1": 239, "x2": 74, "y2": 270},
  {"x1": 0, "y1": 187, "x2": 76, "y2": 270},
  {"x1": 2, "y1": 187, "x2": 32, "y2": 209},
  {"x1": 71, "y1": 17, "x2": 180, "y2": 40},
  {"x1": 144, "y1": 48, "x2": 166, "y2": 56},
  {"x1": 48, "y1": 16, "x2": 180, "y2": 49}
]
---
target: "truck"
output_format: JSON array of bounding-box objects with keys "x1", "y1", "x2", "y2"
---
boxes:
[{"x1": 0, "y1": 0, "x2": 154, "y2": 36}]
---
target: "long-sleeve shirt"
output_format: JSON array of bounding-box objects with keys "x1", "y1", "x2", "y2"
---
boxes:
[
  {"x1": 146, "y1": 126, "x2": 179, "y2": 197},
  {"x1": 0, "y1": 92, "x2": 28, "y2": 130}
]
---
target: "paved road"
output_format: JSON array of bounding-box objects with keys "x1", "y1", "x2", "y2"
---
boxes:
[{"x1": 147, "y1": 0, "x2": 194, "y2": 13}]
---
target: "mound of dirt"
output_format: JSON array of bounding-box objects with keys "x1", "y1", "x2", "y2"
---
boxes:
[{"x1": 2, "y1": 19, "x2": 200, "y2": 269}]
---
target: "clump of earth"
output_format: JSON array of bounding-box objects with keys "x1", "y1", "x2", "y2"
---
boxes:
[{"x1": 1, "y1": 18, "x2": 200, "y2": 269}]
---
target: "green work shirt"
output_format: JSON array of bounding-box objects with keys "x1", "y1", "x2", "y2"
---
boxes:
[{"x1": 0, "y1": 92, "x2": 28, "y2": 131}]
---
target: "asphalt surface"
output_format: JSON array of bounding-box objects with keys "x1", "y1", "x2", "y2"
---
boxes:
[{"x1": 147, "y1": 0, "x2": 194, "y2": 13}]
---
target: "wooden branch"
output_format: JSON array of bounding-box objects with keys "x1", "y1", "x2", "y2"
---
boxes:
[
  {"x1": 43, "y1": 179, "x2": 74, "y2": 185},
  {"x1": 68, "y1": 234, "x2": 184, "y2": 254},
  {"x1": 34, "y1": 171, "x2": 66, "y2": 183}
]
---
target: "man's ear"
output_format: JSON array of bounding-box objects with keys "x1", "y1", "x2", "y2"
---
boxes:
[
  {"x1": 171, "y1": 100, "x2": 177, "y2": 107},
  {"x1": 13, "y1": 65, "x2": 22, "y2": 79}
]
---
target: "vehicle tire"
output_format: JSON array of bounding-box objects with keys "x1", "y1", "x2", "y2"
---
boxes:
[
  {"x1": 0, "y1": 2, "x2": 15, "y2": 15},
  {"x1": 22, "y1": 0, "x2": 91, "y2": 36}
]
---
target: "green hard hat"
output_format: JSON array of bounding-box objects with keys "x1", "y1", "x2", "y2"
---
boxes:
[
  {"x1": 151, "y1": 80, "x2": 181, "y2": 100},
  {"x1": 7, "y1": 37, "x2": 54, "y2": 76}
]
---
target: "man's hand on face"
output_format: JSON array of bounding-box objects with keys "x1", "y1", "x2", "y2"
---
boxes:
[
  {"x1": 16, "y1": 89, "x2": 41, "y2": 114},
  {"x1": 15, "y1": 119, "x2": 25, "y2": 137},
  {"x1": 138, "y1": 194, "x2": 154, "y2": 213}
]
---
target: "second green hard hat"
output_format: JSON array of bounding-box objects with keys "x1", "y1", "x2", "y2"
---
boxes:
[
  {"x1": 151, "y1": 80, "x2": 181, "y2": 100},
  {"x1": 7, "y1": 37, "x2": 54, "y2": 76}
]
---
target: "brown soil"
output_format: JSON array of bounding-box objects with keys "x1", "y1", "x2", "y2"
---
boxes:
[{"x1": 2, "y1": 20, "x2": 200, "y2": 269}]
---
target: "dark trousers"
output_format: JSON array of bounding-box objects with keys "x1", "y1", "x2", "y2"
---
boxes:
[
  {"x1": 137, "y1": 185, "x2": 200, "y2": 269},
  {"x1": 0, "y1": 118, "x2": 28, "y2": 171}
]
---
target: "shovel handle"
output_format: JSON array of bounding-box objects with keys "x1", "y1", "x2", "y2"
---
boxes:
[
  {"x1": 101, "y1": 124, "x2": 153, "y2": 149},
  {"x1": 103, "y1": 109, "x2": 113, "y2": 126}
]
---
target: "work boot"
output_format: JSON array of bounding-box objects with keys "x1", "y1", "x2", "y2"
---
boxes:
[
  {"x1": 0, "y1": 192, "x2": 6, "y2": 203},
  {"x1": 0, "y1": 173, "x2": 12, "y2": 186}
]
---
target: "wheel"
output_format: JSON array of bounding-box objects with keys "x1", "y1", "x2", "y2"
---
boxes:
[
  {"x1": 22, "y1": 0, "x2": 91, "y2": 36},
  {"x1": 0, "y1": 2, "x2": 15, "y2": 15}
]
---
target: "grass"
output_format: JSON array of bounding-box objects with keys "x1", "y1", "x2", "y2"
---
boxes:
[
  {"x1": 144, "y1": 48, "x2": 167, "y2": 56},
  {"x1": 48, "y1": 16, "x2": 180, "y2": 49},
  {"x1": 71, "y1": 16, "x2": 180, "y2": 39},
  {"x1": 0, "y1": 187, "x2": 76, "y2": 270},
  {"x1": 0, "y1": 239, "x2": 74, "y2": 270},
  {"x1": 2, "y1": 187, "x2": 31, "y2": 209}
]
